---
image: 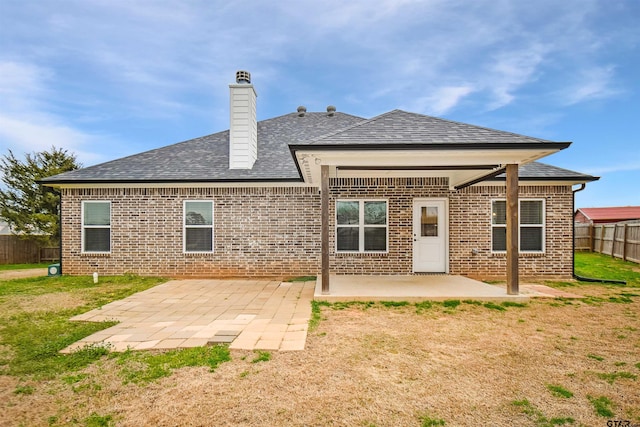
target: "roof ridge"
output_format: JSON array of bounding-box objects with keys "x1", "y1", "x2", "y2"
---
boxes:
[
  {"x1": 392, "y1": 110, "x2": 554, "y2": 143},
  {"x1": 308, "y1": 110, "x2": 398, "y2": 144},
  {"x1": 307, "y1": 109, "x2": 562, "y2": 145}
]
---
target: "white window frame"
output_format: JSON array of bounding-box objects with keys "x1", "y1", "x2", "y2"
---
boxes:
[
  {"x1": 81, "y1": 201, "x2": 111, "y2": 254},
  {"x1": 335, "y1": 199, "x2": 388, "y2": 253},
  {"x1": 183, "y1": 200, "x2": 214, "y2": 253},
  {"x1": 491, "y1": 198, "x2": 545, "y2": 254}
]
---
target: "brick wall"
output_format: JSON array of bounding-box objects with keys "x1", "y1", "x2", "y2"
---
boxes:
[
  {"x1": 329, "y1": 177, "x2": 449, "y2": 274},
  {"x1": 449, "y1": 185, "x2": 574, "y2": 279},
  {"x1": 328, "y1": 178, "x2": 574, "y2": 279},
  {"x1": 61, "y1": 180, "x2": 574, "y2": 279},
  {"x1": 61, "y1": 187, "x2": 320, "y2": 278}
]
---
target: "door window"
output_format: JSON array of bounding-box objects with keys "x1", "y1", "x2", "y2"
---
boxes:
[{"x1": 421, "y1": 206, "x2": 438, "y2": 237}]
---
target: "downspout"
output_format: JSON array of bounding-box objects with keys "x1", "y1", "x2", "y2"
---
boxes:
[
  {"x1": 58, "y1": 195, "x2": 63, "y2": 274},
  {"x1": 572, "y1": 183, "x2": 585, "y2": 279},
  {"x1": 571, "y1": 183, "x2": 626, "y2": 284}
]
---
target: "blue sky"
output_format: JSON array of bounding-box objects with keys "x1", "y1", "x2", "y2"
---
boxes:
[{"x1": 1, "y1": 0, "x2": 638, "y2": 208}]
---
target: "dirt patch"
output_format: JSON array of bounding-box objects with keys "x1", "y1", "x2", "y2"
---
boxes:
[
  {"x1": 1, "y1": 284, "x2": 639, "y2": 426},
  {"x1": 0, "y1": 293, "x2": 86, "y2": 317},
  {"x1": 0, "y1": 269, "x2": 47, "y2": 280}
]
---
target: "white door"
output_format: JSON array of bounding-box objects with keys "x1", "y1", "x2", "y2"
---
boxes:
[{"x1": 413, "y1": 199, "x2": 447, "y2": 272}]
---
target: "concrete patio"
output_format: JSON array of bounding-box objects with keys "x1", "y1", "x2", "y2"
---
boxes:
[{"x1": 313, "y1": 274, "x2": 576, "y2": 302}]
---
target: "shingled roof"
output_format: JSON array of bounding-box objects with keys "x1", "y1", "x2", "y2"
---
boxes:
[
  {"x1": 41, "y1": 109, "x2": 593, "y2": 184},
  {"x1": 42, "y1": 111, "x2": 365, "y2": 183},
  {"x1": 490, "y1": 162, "x2": 598, "y2": 182},
  {"x1": 308, "y1": 110, "x2": 556, "y2": 146}
]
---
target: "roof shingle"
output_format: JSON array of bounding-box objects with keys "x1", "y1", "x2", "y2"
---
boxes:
[
  {"x1": 42, "y1": 112, "x2": 365, "y2": 183},
  {"x1": 41, "y1": 109, "x2": 593, "y2": 184},
  {"x1": 309, "y1": 110, "x2": 554, "y2": 145}
]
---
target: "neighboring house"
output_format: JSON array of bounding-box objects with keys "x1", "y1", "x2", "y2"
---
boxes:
[
  {"x1": 575, "y1": 206, "x2": 640, "y2": 224},
  {"x1": 0, "y1": 221, "x2": 11, "y2": 235},
  {"x1": 42, "y1": 71, "x2": 597, "y2": 293}
]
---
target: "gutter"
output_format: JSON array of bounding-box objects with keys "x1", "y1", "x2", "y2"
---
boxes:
[{"x1": 571, "y1": 183, "x2": 626, "y2": 285}]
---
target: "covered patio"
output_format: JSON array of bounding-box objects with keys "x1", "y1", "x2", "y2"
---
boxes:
[
  {"x1": 293, "y1": 131, "x2": 571, "y2": 296},
  {"x1": 313, "y1": 274, "x2": 578, "y2": 302}
]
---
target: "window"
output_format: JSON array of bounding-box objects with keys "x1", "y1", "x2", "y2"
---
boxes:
[
  {"x1": 82, "y1": 201, "x2": 111, "y2": 253},
  {"x1": 336, "y1": 200, "x2": 387, "y2": 252},
  {"x1": 491, "y1": 199, "x2": 545, "y2": 253},
  {"x1": 184, "y1": 201, "x2": 213, "y2": 252},
  {"x1": 421, "y1": 206, "x2": 439, "y2": 237}
]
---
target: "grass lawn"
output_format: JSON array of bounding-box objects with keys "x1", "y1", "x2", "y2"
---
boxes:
[
  {"x1": 1, "y1": 254, "x2": 639, "y2": 426},
  {"x1": 0, "y1": 263, "x2": 49, "y2": 271},
  {"x1": 575, "y1": 251, "x2": 640, "y2": 285}
]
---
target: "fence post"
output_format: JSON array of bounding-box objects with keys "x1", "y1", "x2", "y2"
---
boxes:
[
  {"x1": 599, "y1": 225, "x2": 605, "y2": 254},
  {"x1": 589, "y1": 224, "x2": 595, "y2": 252},
  {"x1": 623, "y1": 223, "x2": 628, "y2": 261}
]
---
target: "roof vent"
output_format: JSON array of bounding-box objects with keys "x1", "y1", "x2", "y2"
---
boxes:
[
  {"x1": 297, "y1": 106, "x2": 307, "y2": 117},
  {"x1": 326, "y1": 105, "x2": 336, "y2": 116},
  {"x1": 235, "y1": 70, "x2": 251, "y2": 84}
]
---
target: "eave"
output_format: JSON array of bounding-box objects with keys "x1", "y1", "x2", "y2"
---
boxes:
[
  {"x1": 39, "y1": 178, "x2": 307, "y2": 189},
  {"x1": 290, "y1": 142, "x2": 571, "y2": 190}
]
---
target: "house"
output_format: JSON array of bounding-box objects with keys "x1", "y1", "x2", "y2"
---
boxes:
[
  {"x1": 0, "y1": 221, "x2": 11, "y2": 235},
  {"x1": 41, "y1": 71, "x2": 598, "y2": 294},
  {"x1": 575, "y1": 206, "x2": 640, "y2": 224}
]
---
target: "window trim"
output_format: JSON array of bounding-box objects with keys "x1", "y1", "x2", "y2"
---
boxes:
[
  {"x1": 335, "y1": 199, "x2": 388, "y2": 253},
  {"x1": 81, "y1": 201, "x2": 111, "y2": 254},
  {"x1": 491, "y1": 198, "x2": 545, "y2": 254},
  {"x1": 183, "y1": 200, "x2": 214, "y2": 254}
]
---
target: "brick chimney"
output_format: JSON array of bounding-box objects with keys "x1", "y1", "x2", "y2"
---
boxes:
[{"x1": 229, "y1": 70, "x2": 257, "y2": 169}]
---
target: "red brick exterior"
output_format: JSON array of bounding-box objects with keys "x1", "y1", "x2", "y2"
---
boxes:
[
  {"x1": 61, "y1": 187, "x2": 321, "y2": 278},
  {"x1": 61, "y1": 179, "x2": 574, "y2": 279},
  {"x1": 449, "y1": 184, "x2": 574, "y2": 279},
  {"x1": 329, "y1": 178, "x2": 573, "y2": 279}
]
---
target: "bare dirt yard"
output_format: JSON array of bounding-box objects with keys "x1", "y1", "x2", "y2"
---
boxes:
[{"x1": 2, "y1": 279, "x2": 639, "y2": 427}]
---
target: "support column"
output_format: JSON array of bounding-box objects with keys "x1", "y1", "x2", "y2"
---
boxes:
[
  {"x1": 321, "y1": 165, "x2": 330, "y2": 294},
  {"x1": 506, "y1": 164, "x2": 519, "y2": 295}
]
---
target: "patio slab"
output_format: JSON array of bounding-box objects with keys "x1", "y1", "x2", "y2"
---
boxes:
[
  {"x1": 315, "y1": 274, "x2": 532, "y2": 302},
  {"x1": 62, "y1": 279, "x2": 315, "y2": 353}
]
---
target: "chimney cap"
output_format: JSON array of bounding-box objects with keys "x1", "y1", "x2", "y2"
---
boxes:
[
  {"x1": 297, "y1": 106, "x2": 307, "y2": 117},
  {"x1": 327, "y1": 105, "x2": 336, "y2": 116},
  {"x1": 235, "y1": 70, "x2": 251, "y2": 84}
]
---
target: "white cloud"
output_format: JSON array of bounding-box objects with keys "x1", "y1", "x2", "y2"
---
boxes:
[
  {"x1": 484, "y1": 46, "x2": 547, "y2": 110},
  {"x1": 560, "y1": 66, "x2": 620, "y2": 105},
  {"x1": 0, "y1": 62, "x2": 52, "y2": 111},
  {"x1": 0, "y1": 60, "x2": 112, "y2": 164},
  {"x1": 410, "y1": 85, "x2": 476, "y2": 115},
  {"x1": 583, "y1": 161, "x2": 640, "y2": 175},
  {"x1": 0, "y1": 115, "x2": 85, "y2": 155}
]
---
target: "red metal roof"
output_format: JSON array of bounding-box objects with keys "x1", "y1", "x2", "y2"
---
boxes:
[{"x1": 576, "y1": 206, "x2": 640, "y2": 222}]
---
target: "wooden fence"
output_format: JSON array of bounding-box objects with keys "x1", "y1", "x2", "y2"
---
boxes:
[
  {"x1": 575, "y1": 222, "x2": 640, "y2": 263},
  {"x1": 0, "y1": 235, "x2": 60, "y2": 264}
]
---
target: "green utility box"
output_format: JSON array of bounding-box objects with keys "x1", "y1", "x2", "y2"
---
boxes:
[{"x1": 48, "y1": 263, "x2": 61, "y2": 276}]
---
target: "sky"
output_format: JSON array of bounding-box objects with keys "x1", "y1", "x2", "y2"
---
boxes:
[{"x1": 1, "y1": 0, "x2": 639, "y2": 209}]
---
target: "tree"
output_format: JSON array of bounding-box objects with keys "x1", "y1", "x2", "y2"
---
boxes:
[{"x1": 0, "y1": 147, "x2": 80, "y2": 245}]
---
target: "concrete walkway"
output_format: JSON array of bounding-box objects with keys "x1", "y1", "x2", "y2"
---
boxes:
[{"x1": 63, "y1": 279, "x2": 315, "y2": 353}]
